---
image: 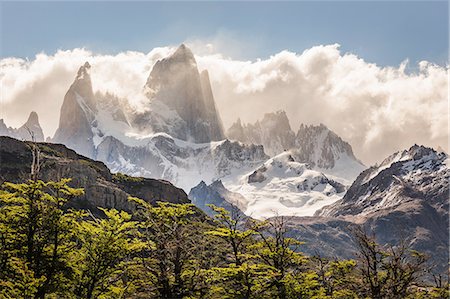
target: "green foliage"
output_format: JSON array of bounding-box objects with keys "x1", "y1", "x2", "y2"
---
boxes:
[
  {"x1": 130, "y1": 198, "x2": 201, "y2": 298},
  {"x1": 0, "y1": 179, "x2": 83, "y2": 298},
  {"x1": 0, "y1": 183, "x2": 444, "y2": 299},
  {"x1": 113, "y1": 172, "x2": 144, "y2": 183},
  {"x1": 0, "y1": 180, "x2": 143, "y2": 299},
  {"x1": 71, "y1": 208, "x2": 145, "y2": 299}
]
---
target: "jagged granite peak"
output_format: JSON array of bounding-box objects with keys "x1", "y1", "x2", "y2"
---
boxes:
[
  {"x1": 169, "y1": 43, "x2": 195, "y2": 63},
  {"x1": 210, "y1": 179, "x2": 227, "y2": 192},
  {"x1": 294, "y1": 123, "x2": 356, "y2": 168},
  {"x1": 227, "y1": 110, "x2": 296, "y2": 156},
  {"x1": 72, "y1": 62, "x2": 96, "y2": 109},
  {"x1": 200, "y1": 69, "x2": 225, "y2": 140},
  {"x1": 25, "y1": 111, "x2": 39, "y2": 125},
  {"x1": 0, "y1": 111, "x2": 44, "y2": 142},
  {"x1": 292, "y1": 123, "x2": 365, "y2": 181},
  {"x1": 16, "y1": 111, "x2": 45, "y2": 141},
  {"x1": 52, "y1": 62, "x2": 96, "y2": 158},
  {"x1": 227, "y1": 117, "x2": 245, "y2": 141},
  {"x1": 142, "y1": 44, "x2": 224, "y2": 143},
  {"x1": 227, "y1": 112, "x2": 365, "y2": 182}
]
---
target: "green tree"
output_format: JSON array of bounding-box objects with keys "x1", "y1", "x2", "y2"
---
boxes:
[
  {"x1": 310, "y1": 255, "x2": 358, "y2": 298},
  {"x1": 205, "y1": 205, "x2": 270, "y2": 299},
  {"x1": 71, "y1": 208, "x2": 145, "y2": 299},
  {"x1": 130, "y1": 198, "x2": 199, "y2": 299},
  {"x1": 0, "y1": 179, "x2": 83, "y2": 298},
  {"x1": 352, "y1": 227, "x2": 428, "y2": 299},
  {"x1": 253, "y1": 216, "x2": 307, "y2": 299}
]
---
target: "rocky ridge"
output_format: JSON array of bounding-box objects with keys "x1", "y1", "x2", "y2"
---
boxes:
[{"x1": 0, "y1": 136, "x2": 189, "y2": 215}]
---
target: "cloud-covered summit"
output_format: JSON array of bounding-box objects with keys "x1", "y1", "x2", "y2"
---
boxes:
[{"x1": 0, "y1": 44, "x2": 447, "y2": 164}]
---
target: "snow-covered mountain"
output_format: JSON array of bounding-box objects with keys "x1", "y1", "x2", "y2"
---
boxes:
[
  {"x1": 318, "y1": 145, "x2": 449, "y2": 218},
  {"x1": 44, "y1": 44, "x2": 370, "y2": 217},
  {"x1": 48, "y1": 47, "x2": 266, "y2": 190},
  {"x1": 0, "y1": 111, "x2": 44, "y2": 142},
  {"x1": 227, "y1": 113, "x2": 365, "y2": 183},
  {"x1": 282, "y1": 145, "x2": 449, "y2": 272},
  {"x1": 219, "y1": 152, "x2": 346, "y2": 219},
  {"x1": 96, "y1": 135, "x2": 268, "y2": 190},
  {"x1": 292, "y1": 124, "x2": 365, "y2": 182}
]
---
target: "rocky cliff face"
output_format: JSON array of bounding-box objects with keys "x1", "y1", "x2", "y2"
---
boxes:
[
  {"x1": 140, "y1": 44, "x2": 224, "y2": 143},
  {"x1": 52, "y1": 62, "x2": 96, "y2": 158},
  {"x1": 0, "y1": 136, "x2": 189, "y2": 215},
  {"x1": 292, "y1": 124, "x2": 365, "y2": 181},
  {"x1": 0, "y1": 111, "x2": 45, "y2": 142}
]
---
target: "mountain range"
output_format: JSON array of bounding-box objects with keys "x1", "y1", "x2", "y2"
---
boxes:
[
  {"x1": 0, "y1": 44, "x2": 448, "y2": 274},
  {"x1": 1, "y1": 45, "x2": 370, "y2": 219}
]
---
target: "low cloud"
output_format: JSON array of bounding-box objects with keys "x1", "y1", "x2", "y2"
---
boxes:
[{"x1": 1, "y1": 44, "x2": 447, "y2": 165}]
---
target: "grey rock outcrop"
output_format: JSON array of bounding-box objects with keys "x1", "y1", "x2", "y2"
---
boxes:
[{"x1": 294, "y1": 123, "x2": 359, "y2": 170}]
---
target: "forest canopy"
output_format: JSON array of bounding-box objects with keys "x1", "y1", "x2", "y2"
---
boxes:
[{"x1": 0, "y1": 179, "x2": 448, "y2": 299}]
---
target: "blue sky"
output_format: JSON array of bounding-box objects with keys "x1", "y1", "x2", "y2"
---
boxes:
[{"x1": 1, "y1": 1, "x2": 448, "y2": 66}]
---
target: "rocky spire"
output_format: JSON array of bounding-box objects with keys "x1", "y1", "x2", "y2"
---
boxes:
[
  {"x1": 52, "y1": 62, "x2": 96, "y2": 158},
  {"x1": 227, "y1": 118, "x2": 246, "y2": 142},
  {"x1": 16, "y1": 111, "x2": 45, "y2": 141},
  {"x1": 226, "y1": 110, "x2": 296, "y2": 156},
  {"x1": 0, "y1": 112, "x2": 44, "y2": 142},
  {"x1": 142, "y1": 44, "x2": 225, "y2": 143},
  {"x1": 200, "y1": 70, "x2": 225, "y2": 140}
]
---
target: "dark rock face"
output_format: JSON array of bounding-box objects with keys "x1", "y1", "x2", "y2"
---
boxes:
[
  {"x1": 52, "y1": 62, "x2": 96, "y2": 158},
  {"x1": 189, "y1": 180, "x2": 246, "y2": 218},
  {"x1": 0, "y1": 136, "x2": 189, "y2": 215},
  {"x1": 248, "y1": 166, "x2": 267, "y2": 183},
  {"x1": 141, "y1": 44, "x2": 225, "y2": 143},
  {"x1": 0, "y1": 111, "x2": 45, "y2": 142}
]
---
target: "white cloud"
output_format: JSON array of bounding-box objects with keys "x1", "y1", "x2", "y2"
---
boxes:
[{"x1": 0, "y1": 44, "x2": 447, "y2": 165}]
